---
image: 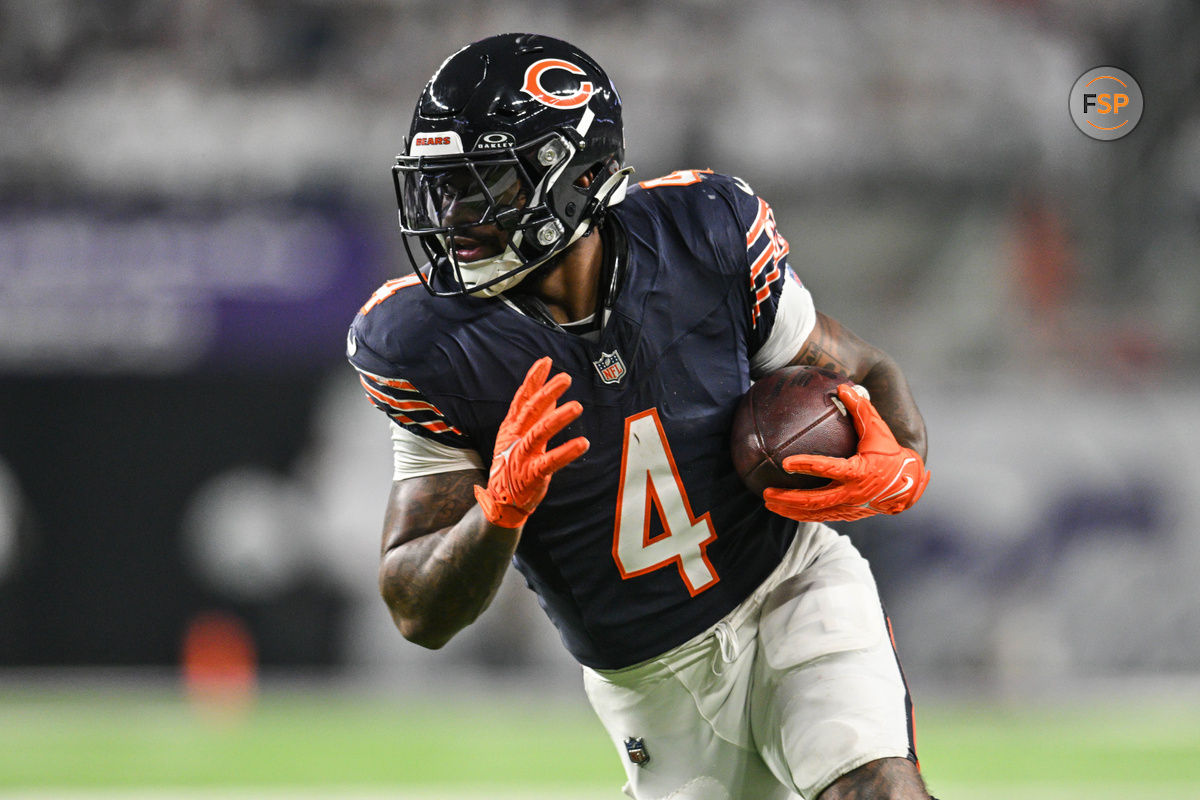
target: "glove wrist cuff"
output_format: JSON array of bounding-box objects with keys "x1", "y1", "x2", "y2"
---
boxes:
[{"x1": 474, "y1": 484, "x2": 529, "y2": 529}]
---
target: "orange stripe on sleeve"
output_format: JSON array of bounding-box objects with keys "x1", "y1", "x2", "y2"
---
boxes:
[
  {"x1": 749, "y1": 246, "x2": 774, "y2": 282},
  {"x1": 358, "y1": 377, "x2": 464, "y2": 436},
  {"x1": 358, "y1": 370, "x2": 421, "y2": 393},
  {"x1": 745, "y1": 198, "x2": 770, "y2": 246}
]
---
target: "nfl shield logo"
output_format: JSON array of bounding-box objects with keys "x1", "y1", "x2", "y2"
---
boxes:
[
  {"x1": 624, "y1": 737, "x2": 650, "y2": 766},
  {"x1": 594, "y1": 350, "x2": 627, "y2": 385}
]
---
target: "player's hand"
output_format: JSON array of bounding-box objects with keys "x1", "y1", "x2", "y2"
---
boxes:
[
  {"x1": 762, "y1": 384, "x2": 929, "y2": 522},
  {"x1": 474, "y1": 357, "x2": 590, "y2": 529}
]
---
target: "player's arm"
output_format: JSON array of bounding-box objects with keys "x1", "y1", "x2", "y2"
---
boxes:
[
  {"x1": 735, "y1": 186, "x2": 923, "y2": 459},
  {"x1": 378, "y1": 357, "x2": 588, "y2": 649},
  {"x1": 789, "y1": 310, "x2": 927, "y2": 460},
  {"x1": 379, "y1": 470, "x2": 519, "y2": 650},
  {"x1": 734, "y1": 183, "x2": 927, "y2": 521}
]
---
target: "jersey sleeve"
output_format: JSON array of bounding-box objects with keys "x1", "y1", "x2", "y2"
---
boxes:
[
  {"x1": 749, "y1": 270, "x2": 817, "y2": 375},
  {"x1": 630, "y1": 171, "x2": 810, "y2": 365},
  {"x1": 737, "y1": 187, "x2": 799, "y2": 355},
  {"x1": 346, "y1": 278, "x2": 478, "y2": 453},
  {"x1": 351, "y1": 362, "x2": 475, "y2": 450}
]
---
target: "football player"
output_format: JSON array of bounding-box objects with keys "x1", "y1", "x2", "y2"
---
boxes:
[{"x1": 348, "y1": 32, "x2": 934, "y2": 800}]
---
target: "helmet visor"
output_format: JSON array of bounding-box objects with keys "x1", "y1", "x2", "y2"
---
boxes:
[{"x1": 399, "y1": 161, "x2": 528, "y2": 231}]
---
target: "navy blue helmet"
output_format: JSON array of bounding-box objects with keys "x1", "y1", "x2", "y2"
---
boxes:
[{"x1": 393, "y1": 33, "x2": 631, "y2": 296}]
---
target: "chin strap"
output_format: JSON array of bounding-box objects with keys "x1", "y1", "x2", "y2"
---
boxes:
[{"x1": 577, "y1": 166, "x2": 634, "y2": 237}]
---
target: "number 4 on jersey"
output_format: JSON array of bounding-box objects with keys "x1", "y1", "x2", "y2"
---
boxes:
[{"x1": 612, "y1": 409, "x2": 719, "y2": 596}]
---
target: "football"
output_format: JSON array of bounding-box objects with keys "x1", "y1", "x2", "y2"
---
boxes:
[{"x1": 730, "y1": 366, "x2": 859, "y2": 495}]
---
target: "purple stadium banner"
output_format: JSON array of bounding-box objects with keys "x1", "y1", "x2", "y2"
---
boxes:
[{"x1": 0, "y1": 201, "x2": 386, "y2": 373}]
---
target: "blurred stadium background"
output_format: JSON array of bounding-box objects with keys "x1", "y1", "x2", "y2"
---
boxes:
[{"x1": 1, "y1": 0, "x2": 1199, "y2": 796}]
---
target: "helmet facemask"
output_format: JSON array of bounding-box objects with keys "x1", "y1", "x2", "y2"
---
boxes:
[{"x1": 395, "y1": 129, "x2": 627, "y2": 298}]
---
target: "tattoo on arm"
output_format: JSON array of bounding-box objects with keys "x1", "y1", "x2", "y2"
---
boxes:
[
  {"x1": 383, "y1": 469, "x2": 481, "y2": 550},
  {"x1": 793, "y1": 313, "x2": 856, "y2": 376},
  {"x1": 379, "y1": 469, "x2": 518, "y2": 648}
]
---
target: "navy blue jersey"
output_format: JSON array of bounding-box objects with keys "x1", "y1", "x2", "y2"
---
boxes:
[{"x1": 349, "y1": 171, "x2": 803, "y2": 669}]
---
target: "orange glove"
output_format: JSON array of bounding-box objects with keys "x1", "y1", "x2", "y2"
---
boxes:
[
  {"x1": 474, "y1": 357, "x2": 590, "y2": 529},
  {"x1": 763, "y1": 384, "x2": 930, "y2": 522}
]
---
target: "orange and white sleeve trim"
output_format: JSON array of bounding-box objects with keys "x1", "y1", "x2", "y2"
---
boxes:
[
  {"x1": 745, "y1": 197, "x2": 791, "y2": 329},
  {"x1": 353, "y1": 366, "x2": 473, "y2": 449}
]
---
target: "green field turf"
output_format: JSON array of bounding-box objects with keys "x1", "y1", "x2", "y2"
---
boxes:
[{"x1": 2, "y1": 681, "x2": 1199, "y2": 799}]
